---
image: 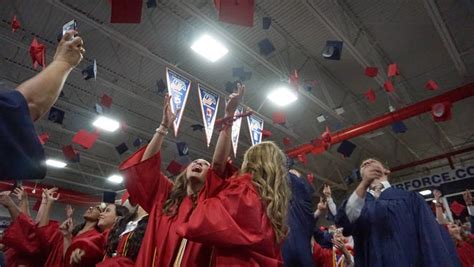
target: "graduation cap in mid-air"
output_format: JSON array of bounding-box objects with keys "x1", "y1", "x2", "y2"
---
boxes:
[
  {"x1": 146, "y1": 0, "x2": 157, "y2": 8},
  {"x1": 365, "y1": 88, "x2": 376, "y2": 103},
  {"x1": 101, "y1": 94, "x2": 113, "y2": 108},
  {"x1": 48, "y1": 107, "x2": 65, "y2": 124},
  {"x1": 391, "y1": 121, "x2": 407, "y2": 134},
  {"x1": 103, "y1": 191, "x2": 117, "y2": 204},
  {"x1": 450, "y1": 201, "x2": 466, "y2": 217},
  {"x1": 322, "y1": 40, "x2": 343, "y2": 60},
  {"x1": 387, "y1": 63, "x2": 399, "y2": 77},
  {"x1": 258, "y1": 38, "x2": 275, "y2": 56},
  {"x1": 62, "y1": 145, "x2": 80, "y2": 163},
  {"x1": 72, "y1": 129, "x2": 100, "y2": 150},
  {"x1": 115, "y1": 142, "x2": 129, "y2": 155},
  {"x1": 133, "y1": 137, "x2": 143, "y2": 148},
  {"x1": 272, "y1": 112, "x2": 286, "y2": 125},
  {"x1": 261, "y1": 129, "x2": 272, "y2": 138},
  {"x1": 11, "y1": 15, "x2": 20, "y2": 32},
  {"x1": 94, "y1": 103, "x2": 103, "y2": 114},
  {"x1": 365, "y1": 66, "x2": 378, "y2": 77},
  {"x1": 426, "y1": 80, "x2": 439, "y2": 91},
  {"x1": 82, "y1": 60, "x2": 97, "y2": 80},
  {"x1": 262, "y1": 17, "x2": 272, "y2": 30},
  {"x1": 156, "y1": 79, "x2": 166, "y2": 94},
  {"x1": 110, "y1": 0, "x2": 143, "y2": 23},
  {"x1": 337, "y1": 140, "x2": 357, "y2": 158},
  {"x1": 38, "y1": 133, "x2": 49, "y2": 145},
  {"x1": 176, "y1": 142, "x2": 189, "y2": 156},
  {"x1": 215, "y1": 0, "x2": 255, "y2": 27},
  {"x1": 191, "y1": 124, "x2": 204, "y2": 131},
  {"x1": 166, "y1": 160, "x2": 183, "y2": 176},
  {"x1": 29, "y1": 38, "x2": 46, "y2": 69},
  {"x1": 383, "y1": 80, "x2": 394, "y2": 93}
]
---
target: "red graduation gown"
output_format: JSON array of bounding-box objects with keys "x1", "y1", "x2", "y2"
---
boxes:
[
  {"x1": 177, "y1": 173, "x2": 283, "y2": 267},
  {"x1": 96, "y1": 231, "x2": 134, "y2": 267},
  {"x1": 456, "y1": 239, "x2": 474, "y2": 267},
  {"x1": 119, "y1": 147, "x2": 226, "y2": 267}
]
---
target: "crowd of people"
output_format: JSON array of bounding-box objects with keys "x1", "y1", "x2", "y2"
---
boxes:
[{"x1": 0, "y1": 30, "x2": 473, "y2": 267}]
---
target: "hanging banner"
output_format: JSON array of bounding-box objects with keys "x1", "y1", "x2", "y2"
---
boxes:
[
  {"x1": 393, "y1": 164, "x2": 474, "y2": 191},
  {"x1": 198, "y1": 84, "x2": 220, "y2": 147},
  {"x1": 247, "y1": 114, "x2": 264, "y2": 146},
  {"x1": 166, "y1": 68, "x2": 192, "y2": 136},
  {"x1": 231, "y1": 106, "x2": 244, "y2": 157}
]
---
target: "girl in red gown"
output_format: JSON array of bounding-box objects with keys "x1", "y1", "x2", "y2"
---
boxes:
[
  {"x1": 447, "y1": 223, "x2": 474, "y2": 267},
  {"x1": 176, "y1": 84, "x2": 292, "y2": 266},
  {"x1": 118, "y1": 89, "x2": 244, "y2": 266}
]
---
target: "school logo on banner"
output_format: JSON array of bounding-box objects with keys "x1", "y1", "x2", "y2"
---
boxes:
[
  {"x1": 166, "y1": 68, "x2": 192, "y2": 136},
  {"x1": 231, "y1": 106, "x2": 244, "y2": 157},
  {"x1": 198, "y1": 84, "x2": 220, "y2": 147},
  {"x1": 247, "y1": 114, "x2": 264, "y2": 146}
]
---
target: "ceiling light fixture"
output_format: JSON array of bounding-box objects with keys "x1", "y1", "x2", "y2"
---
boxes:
[
  {"x1": 93, "y1": 116, "x2": 120, "y2": 132},
  {"x1": 191, "y1": 34, "x2": 229, "y2": 62},
  {"x1": 335, "y1": 107, "x2": 345, "y2": 115},
  {"x1": 316, "y1": 115, "x2": 326, "y2": 123},
  {"x1": 107, "y1": 174, "x2": 123, "y2": 184},
  {"x1": 419, "y1": 189, "x2": 432, "y2": 196},
  {"x1": 46, "y1": 159, "x2": 67, "y2": 168},
  {"x1": 267, "y1": 86, "x2": 298, "y2": 107}
]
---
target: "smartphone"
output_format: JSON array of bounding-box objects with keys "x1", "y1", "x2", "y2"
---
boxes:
[{"x1": 62, "y1": 20, "x2": 77, "y2": 39}]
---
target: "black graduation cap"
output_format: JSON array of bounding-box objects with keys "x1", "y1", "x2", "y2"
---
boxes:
[
  {"x1": 337, "y1": 140, "x2": 356, "y2": 158},
  {"x1": 225, "y1": 81, "x2": 236, "y2": 93},
  {"x1": 322, "y1": 40, "x2": 343, "y2": 60},
  {"x1": 191, "y1": 124, "x2": 204, "y2": 131},
  {"x1": 115, "y1": 142, "x2": 129, "y2": 155},
  {"x1": 232, "y1": 67, "x2": 244, "y2": 78},
  {"x1": 258, "y1": 38, "x2": 275, "y2": 56},
  {"x1": 94, "y1": 103, "x2": 103, "y2": 114},
  {"x1": 176, "y1": 142, "x2": 189, "y2": 156},
  {"x1": 103, "y1": 191, "x2": 117, "y2": 204},
  {"x1": 262, "y1": 17, "x2": 272, "y2": 30},
  {"x1": 48, "y1": 107, "x2": 65, "y2": 124},
  {"x1": 133, "y1": 137, "x2": 143, "y2": 148},
  {"x1": 391, "y1": 121, "x2": 407, "y2": 134},
  {"x1": 82, "y1": 59, "x2": 97, "y2": 80},
  {"x1": 156, "y1": 79, "x2": 166, "y2": 94},
  {"x1": 146, "y1": 0, "x2": 157, "y2": 8}
]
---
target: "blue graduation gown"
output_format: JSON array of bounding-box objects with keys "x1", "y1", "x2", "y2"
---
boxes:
[
  {"x1": 0, "y1": 91, "x2": 45, "y2": 180},
  {"x1": 335, "y1": 187, "x2": 455, "y2": 267},
  {"x1": 282, "y1": 172, "x2": 315, "y2": 267}
]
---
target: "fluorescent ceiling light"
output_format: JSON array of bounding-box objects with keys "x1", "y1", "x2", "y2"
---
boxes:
[
  {"x1": 267, "y1": 87, "x2": 298, "y2": 107},
  {"x1": 191, "y1": 34, "x2": 229, "y2": 62},
  {"x1": 316, "y1": 115, "x2": 326, "y2": 123},
  {"x1": 46, "y1": 159, "x2": 67, "y2": 168},
  {"x1": 93, "y1": 116, "x2": 120, "y2": 132},
  {"x1": 335, "y1": 107, "x2": 345, "y2": 115},
  {"x1": 419, "y1": 189, "x2": 432, "y2": 196},
  {"x1": 107, "y1": 174, "x2": 123, "y2": 184}
]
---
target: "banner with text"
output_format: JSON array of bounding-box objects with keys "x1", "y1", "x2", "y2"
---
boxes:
[
  {"x1": 166, "y1": 68, "x2": 192, "y2": 137},
  {"x1": 393, "y1": 165, "x2": 474, "y2": 191},
  {"x1": 231, "y1": 106, "x2": 244, "y2": 157},
  {"x1": 198, "y1": 84, "x2": 220, "y2": 147},
  {"x1": 247, "y1": 114, "x2": 264, "y2": 146}
]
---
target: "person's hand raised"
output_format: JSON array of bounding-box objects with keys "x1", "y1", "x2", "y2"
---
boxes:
[
  {"x1": 317, "y1": 197, "x2": 328, "y2": 212},
  {"x1": 463, "y1": 190, "x2": 472, "y2": 206},
  {"x1": 323, "y1": 184, "x2": 332, "y2": 198},
  {"x1": 225, "y1": 83, "x2": 245, "y2": 117},
  {"x1": 53, "y1": 30, "x2": 85, "y2": 68},
  {"x1": 161, "y1": 94, "x2": 177, "y2": 129}
]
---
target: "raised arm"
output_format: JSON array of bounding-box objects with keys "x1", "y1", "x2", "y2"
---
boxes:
[
  {"x1": 463, "y1": 190, "x2": 473, "y2": 233},
  {"x1": 0, "y1": 191, "x2": 20, "y2": 220},
  {"x1": 142, "y1": 94, "x2": 176, "y2": 162},
  {"x1": 314, "y1": 197, "x2": 328, "y2": 219},
  {"x1": 12, "y1": 186, "x2": 30, "y2": 217},
  {"x1": 212, "y1": 84, "x2": 245, "y2": 176},
  {"x1": 434, "y1": 189, "x2": 449, "y2": 225},
  {"x1": 16, "y1": 30, "x2": 84, "y2": 121},
  {"x1": 38, "y1": 187, "x2": 60, "y2": 227},
  {"x1": 323, "y1": 185, "x2": 337, "y2": 217}
]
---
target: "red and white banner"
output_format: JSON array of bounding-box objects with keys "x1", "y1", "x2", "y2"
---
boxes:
[
  {"x1": 166, "y1": 68, "x2": 192, "y2": 136},
  {"x1": 231, "y1": 106, "x2": 244, "y2": 157},
  {"x1": 198, "y1": 84, "x2": 220, "y2": 147}
]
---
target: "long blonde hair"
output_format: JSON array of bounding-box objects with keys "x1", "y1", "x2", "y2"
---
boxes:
[{"x1": 241, "y1": 141, "x2": 291, "y2": 242}]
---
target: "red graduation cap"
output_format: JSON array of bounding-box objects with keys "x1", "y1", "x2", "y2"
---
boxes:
[
  {"x1": 72, "y1": 129, "x2": 100, "y2": 149},
  {"x1": 261, "y1": 129, "x2": 272, "y2": 138},
  {"x1": 387, "y1": 63, "x2": 399, "y2": 77},
  {"x1": 283, "y1": 137, "x2": 291, "y2": 146},
  {"x1": 364, "y1": 67, "x2": 378, "y2": 77},
  {"x1": 29, "y1": 38, "x2": 46, "y2": 69},
  {"x1": 297, "y1": 154, "x2": 307, "y2": 166},
  {"x1": 100, "y1": 94, "x2": 113, "y2": 108},
  {"x1": 110, "y1": 0, "x2": 143, "y2": 23},
  {"x1": 272, "y1": 112, "x2": 286, "y2": 125},
  {"x1": 289, "y1": 70, "x2": 299, "y2": 89},
  {"x1": 383, "y1": 80, "x2": 394, "y2": 93},
  {"x1": 62, "y1": 145, "x2": 80, "y2": 162},
  {"x1": 431, "y1": 101, "x2": 452, "y2": 122},
  {"x1": 426, "y1": 80, "x2": 439, "y2": 91},
  {"x1": 306, "y1": 173, "x2": 314, "y2": 184},
  {"x1": 364, "y1": 88, "x2": 376, "y2": 103},
  {"x1": 38, "y1": 133, "x2": 49, "y2": 145},
  {"x1": 166, "y1": 160, "x2": 183, "y2": 176},
  {"x1": 214, "y1": 0, "x2": 255, "y2": 27},
  {"x1": 11, "y1": 15, "x2": 20, "y2": 32},
  {"x1": 450, "y1": 201, "x2": 466, "y2": 217}
]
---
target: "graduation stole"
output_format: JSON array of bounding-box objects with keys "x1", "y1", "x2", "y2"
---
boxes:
[{"x1": 332, "y1": 248, "x2": 345, "y2": 267}]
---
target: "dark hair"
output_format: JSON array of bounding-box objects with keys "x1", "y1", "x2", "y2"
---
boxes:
[
  {"x1": 72, "y1": 204, "x2": 128, "y2": 236},
  {"x1": 114, "y1": 204, "x2": 129, "y2": 218},
  {"x1": 105, "y1": 209, "x2": 149, "y2": 261},
  {"x1": 71, "y1": 221, "x2": 101, "y2": 236}
]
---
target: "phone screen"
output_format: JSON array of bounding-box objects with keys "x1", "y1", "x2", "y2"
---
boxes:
[{"x1": 62, "y1": 20, "x2": 77, "y2": 38}]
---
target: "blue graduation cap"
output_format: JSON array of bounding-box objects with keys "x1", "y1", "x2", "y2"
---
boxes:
[
  {"x1": 337, "y1": 140, "x2": 356, "y2": 158},
  {"x1": 322, "y1": 40, "x2": 343, "y2": 60},
  {"x1": 103, "y1": 191, "x2": 117, "y2": 203},
  {"x1": 176, "y1": 142, "x2": 189, "y2": 156},
  {"x1": 94, "y1": 103, "x2": 103, "y2": 114},
  {"x1": 115, "y1": 142, "x2": 129, "y2": 155},
  {"x1": 146, "y1": 0, "x2": 157, "y2": 8},
  {"x1": 82, "y1": 59, "x2": 97, "y2": 80},
  {"x1": 48, "y1": 107, "x2": 65, "y2": 124},
  {"x1": 132, "y1": 137, "x2": 143, "y2": 148},
  {"x1": 258, "y1": 38, "x2": 275, "y2": 56},
  {"x1": 156, "y1": 79, "x2": 166, "y2": 94},
  {"x1": 262, "y1": 17, "x2": 272, "y2": 30},
  {"x1": 232, "y1": 67, "x2": 244, "y2": 78},
  {"x1": 391, "y1": 121, "x2": 407, "y2": 134},
  {"x1": 241, "y1": 71, "x2": 252, "y2": 81},
  {"x1": 191, "y1": 124, "x2": 204, "y2": 131}
]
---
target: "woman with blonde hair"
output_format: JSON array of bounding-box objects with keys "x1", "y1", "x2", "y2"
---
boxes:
[{"x1": 177, "y1": 89, "x2": 291, "y2": 265}]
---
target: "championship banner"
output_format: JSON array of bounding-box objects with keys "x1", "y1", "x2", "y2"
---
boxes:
[
  {"x1": 393, "y1": 164, "x2": 474, "y2": 191},
  {"x1": 198, "y1": 84, "x2": 220, "y2": 147},
  {"x1": 247, "y1": 114, "x2": 264, "y2": 146},
  {"x1": 166, "y1": 68, "x2": 192, "y2": 137},
  {"x1": 231, "y1": 106, "x2": 244, "y2": 157}
]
